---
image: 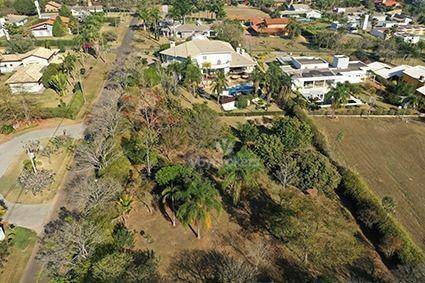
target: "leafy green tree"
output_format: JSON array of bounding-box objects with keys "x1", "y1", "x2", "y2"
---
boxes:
[
  {"x1": 170, "y1": 0, "x2": 193, "y2": 22},
  {"x1": 211, "y1": 71, "x2": 229, "y2": 103},
  {"x1": 293, "y1": 149, "x2": 340, "y2": 196},
  {"x1": 92, "y1": 252, "x2": 132, "y2": 282},
  {"x1": 265, "y1": 62, "x2": 284, "y2": 102},
  {"x1": 207, "y1": 0, "x2": 226, "y2": 19},
  {"x1": 183, "y1": 60, "x2": 202, "y2": 96},
  {"x1": 176, "y1": 176, "x2": 221, "y2": 239},
  {"x1": 271, "y1": 117, "x2": 313, "y2": 151},
  {"x1": 52, "y1": 17, "x2": 67, "y2": 37},
  {"x1": 186, "y1": 104, "x2": 223, "y2": 149},
  {"x1": 215, "y1": 20, "x2": 244, "y2": 48},
  {"x1": 220, "y1": 147, "x2": 264, "y2": 205},
  {"x1": 13, "y1": 0, "x2": 36, "y2": 15},
  {"x1": 59, "y1": 4, "x2": 72, "y2": 17},
  {"x1": 116, "y1": 194, "x2": 133, "y2": 225},
  {"x1": 237, "y1": 122, "x2": 260, "y2": 145}
]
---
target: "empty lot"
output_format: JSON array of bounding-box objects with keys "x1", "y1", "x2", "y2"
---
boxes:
[{"x1": 314, "y1": 117, "x2": 425, "y2": 248}]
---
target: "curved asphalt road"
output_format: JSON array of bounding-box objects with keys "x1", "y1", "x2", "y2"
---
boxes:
[{"x1": 0, "y1": 123, "x2": 85, "y2": 233}]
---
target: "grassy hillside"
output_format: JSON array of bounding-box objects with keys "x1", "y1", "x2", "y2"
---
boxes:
[{"x1": 314, "y1": 117, "x2": 425, "y2": 249}]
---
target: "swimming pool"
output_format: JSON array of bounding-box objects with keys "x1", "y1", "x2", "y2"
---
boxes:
[{"x1": 228, "y1": 83, "x2": 254, "y2": 96}]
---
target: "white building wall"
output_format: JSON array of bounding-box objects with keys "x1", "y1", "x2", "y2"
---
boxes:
[
  {"x1": 9, "y1": 82, "x2": 44, "y2": 94},
  {"x1": 31, "y1": 25, "x2": 53, "y2": 37},
  {"x1": 0, "y1": 61, "x2": 22, "y2": 73},
  {"x1": 194, "y1": 53, "x2": 232, "y2": 71}
]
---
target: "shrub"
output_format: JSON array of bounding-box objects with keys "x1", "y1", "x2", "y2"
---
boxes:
[
  {"x1": 52, "y1": 17, "x2": 67, "y2": 37},
  {"x1": 235, "y1": 95, "x2": 251, "y2": 109},
  {"x1": 102, "y1": 31, "x2": 117, "y2": 42},
  {"x1": 271, "y1": 117, "x2": 313, "y2": 151},
  {"x1": 42, "y1": 63, "x2": 62, "y2": 88},
  {"x1": 0, "y1": 124, "x2": 14, "y2": 134},
  {"x1": 13, "y1": 0, "x2": 36, "y2": 15},
  {"x1": 293, "y1": 149, "x2": 340, "y2": 196}
]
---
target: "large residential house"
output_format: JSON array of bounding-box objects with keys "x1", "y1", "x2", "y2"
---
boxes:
[
  {"x1": 5, "y1": 64, "x2": 45, "y2": 94},
  {"x1": 249, "y1": 18, "x2": 290, "y2": 36},
  {"x1": 2, "y1": 48, "x2": 61, "y2": 94},
  {"x1": 278, "y1": 55, "x2": 369, "y2": 102},
  {"x1": 30, "y1": 16, "x2": 71, "y2": 37},
  {"x1": 367, "y1": 61, "x2": 410, "y2": 80},
  {"x1": 160, "y1": 37, "x2": 256, "y2": 74},
  {"x1": 0, "y1": 47, "x2": 60, "y2": 73},
  {"x1": 44, "y1": 1, "x2": 62, "y2": 12},
  {"x1": 371, "y1": 25, "x2": 424, "y2": 44}
]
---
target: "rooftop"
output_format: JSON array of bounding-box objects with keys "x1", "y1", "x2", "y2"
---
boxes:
[
  {"x1": 0, "y1": 47, "x2": 59, "y2": 62},
  {"x1": 295, "y1": 57, "x2": 328, "y2": 65},
  {"x1": 6, "y1": 14, "x2": 28, "y2": 23},
  {"x1": 160, "y1": 38, "x2": 234, "y2": 58},
  {"x1": 5, "y1": 64, "x2": 44, "y2": 84},
  {"x1": 403, "y1": 66, "x2": 425, "y2": 81}
]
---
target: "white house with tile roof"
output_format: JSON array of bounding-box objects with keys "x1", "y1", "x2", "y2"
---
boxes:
[
  {"x1": 5, "y1": 64, "x2": 45, "y2": 94},
  {"x1": 0, "y1": 47, "x2": 60, "y2": 73},
  {"x1": 160, "y1": 37, "x2": 256, "y2": 74}
]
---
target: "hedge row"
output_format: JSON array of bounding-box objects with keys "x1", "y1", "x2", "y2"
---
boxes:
[
  {"x1": 285, "y1": 99, "x2": 424, "y2": 266},
  {"x1": 339, "y1": 168, "x2": 424, "y2": 265},
  {"x1": 309, "y1": 108, "x2": 418, "y2": 116}
]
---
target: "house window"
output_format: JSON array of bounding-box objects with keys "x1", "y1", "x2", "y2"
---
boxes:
[
  {"x1": 217, "y1": 59, "x2": 222, "y2": 65},
  {"x1": 203, "y1": 56, "x2": 207, "y2": 60}
]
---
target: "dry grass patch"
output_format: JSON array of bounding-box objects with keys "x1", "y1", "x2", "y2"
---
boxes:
[
  {"x1": 314, "y1": 117, "x2": 425, "y2": 248},
  {"x1": 225, "y1": 5, "x2": 270, "y2": 20}
]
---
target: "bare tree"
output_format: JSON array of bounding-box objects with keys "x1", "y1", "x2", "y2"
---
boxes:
[
  {"x1": 38, "y1": 211, "x2": 107, "y2": 277},
  {"x1": 74, "y1": 136, "x2": 120, "y2": 178},
  {"x1": 69, "y1": 176, "x2": 122, "y2": 214},
  {"x1": 274, "y1": 156, "x2": 298, "y2": 202}
]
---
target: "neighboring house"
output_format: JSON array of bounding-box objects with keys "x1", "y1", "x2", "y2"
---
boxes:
[
  {"x1": 375, "y1": 0, "x2": 400, "y2": 8},
  {"x1": 367, "y1": 61, "x2": 410, "y2": 80},
  {"x1": 402, "y1": 66, "x2": 425, "y2": 88},
  {"x1": 371, "y1": 25, "x2": 424, "y2": 43},
  {"x1": 160, "y1": 37, "x2": 256, "y2": 74},
  {"x1": 163, "y1": 23, "x2": 213, "y2": 39},
  {"x1": 5, "y1": 64, "x2": 45, "y2": 94},
  {"x1": 3, "y1": 14, "x2": 28, "y2": 26},
  {"x1": 30, "y1": 16, "x2": 70, "y2": 37},
  {"x1": 71, "y1": 5, "x2": 103, "y2": 19},
  {"x1": 219, "y1": 95, "x2": 237, "y2": 111},
  {"x1": 0, "y1": 47, "x2": 60, "y2": 73},
  {"x1": 44, "y1": 1, "x2": 62, "y2": 12},
  {"x1": 278, "y1": 55, "x2": 369, "y2": 101},
  {"x1": 249, "y1": 18, "x2": 289, "y2": 36},
  {"x1": 288, "y1": 4, "x2": 311, "y2": 12}
]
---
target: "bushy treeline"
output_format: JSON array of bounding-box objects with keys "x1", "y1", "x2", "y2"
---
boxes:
[{"x1": 281, "y1": 98, "x2": 425, "y2": 267}]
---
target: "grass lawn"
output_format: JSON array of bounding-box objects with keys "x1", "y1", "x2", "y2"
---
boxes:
[
  {"x1": 225, "y1": 5, "x2": 270, "y2": 20},
  {"x1": 0, "y1": 226, "x2": 37, "y2": 283},
  {"x1": 314, "y1": 117, "x2": 425, "y2": 248},
  {"x1": 0, "y1": 138, "x2": 74, "y2": 204}
]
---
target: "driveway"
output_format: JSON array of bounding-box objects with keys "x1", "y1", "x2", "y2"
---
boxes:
[{"x1": 0, "y1": 123, "x2": 85, "y2": 233}]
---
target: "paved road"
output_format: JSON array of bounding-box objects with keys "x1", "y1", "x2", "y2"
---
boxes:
[
  {"x1": 19, "y1": 15, "x2": 138, "y2": 283},
  {"x1": 0, "y1": 123, "x2": 85, "y2": 233}
]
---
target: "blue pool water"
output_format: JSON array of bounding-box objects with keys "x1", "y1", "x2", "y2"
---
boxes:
[{"x1": 228, "y1": 83, "x2": 254, "y2": 96}]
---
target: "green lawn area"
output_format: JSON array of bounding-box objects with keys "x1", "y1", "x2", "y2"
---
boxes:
[{"x1": 0, "y1": 226, "x2": 37, "y2": 283}]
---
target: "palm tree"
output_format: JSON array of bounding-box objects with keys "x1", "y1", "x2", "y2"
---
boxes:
[
  {"x1": 211, "y1": 71, "x2": 229, "y2": 103},
  {"x1": 176, "y1": 177, "x2": 221, "y2": 239},
  {"x1": 162, "y1": 185, "x2": 180, "y2": 227},
  {"x1": 250, "y1": 65, "x2": 264, "y2": 95},
  {"x1": 401, "y1": 92, "x2": 421, "y2": 109},
  {"x1": 117, "y1": 194, "x2": 133, "y2": 225},
  {"x1": 287, "y1": 21, "x2": 302, "y2": 39},
  {"x1": 219, "y1": 147, "x2": 263, "y2": 205},
  {"x1": 184, "y1": 61, "x2": 202, "y2": 97},
  {"x1": 50, "y1": 72, "x2": 68, "y2": 96},
  {"x1": 324, "y1": 82, "x2": 351, "y2": 118},
  {"x1": 265, "y1": 62, "x2": 284, "y2": 103},
  {"x1": 62, "y1": 53, "x2": 77, "y2": 79}
]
